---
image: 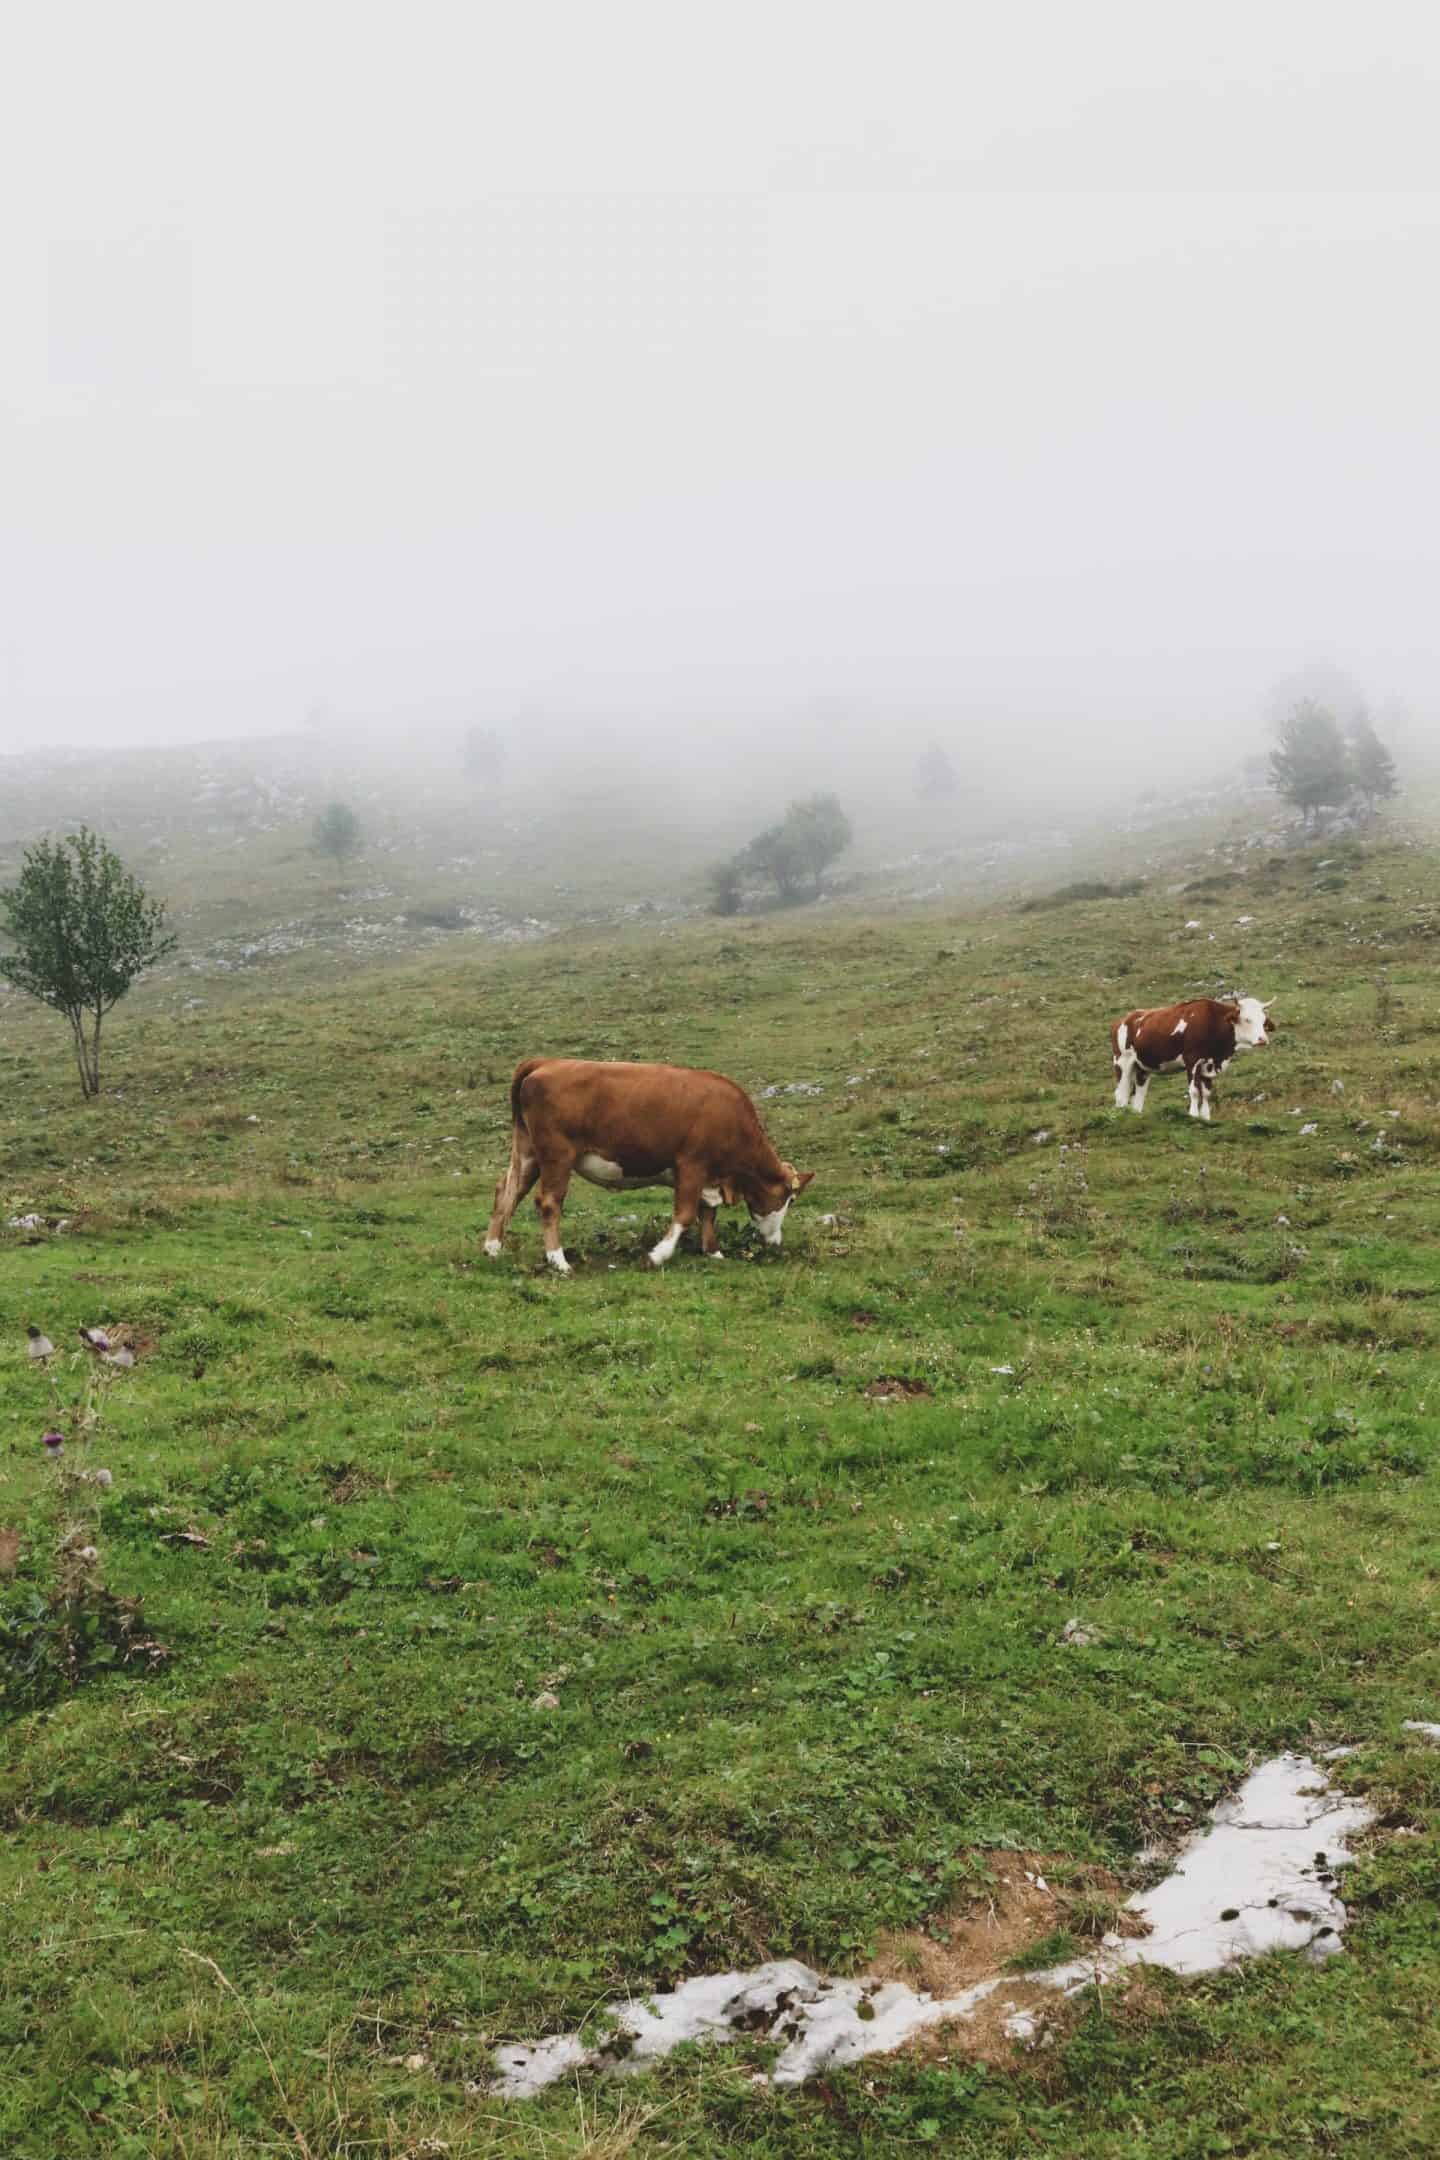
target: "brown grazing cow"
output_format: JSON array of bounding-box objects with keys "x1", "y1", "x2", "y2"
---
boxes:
[
  {"x1": 485, "y1": 1057, "x2": 815, "y2": 1273},
  {"x1": 1111, "y1": 996, "x2": 1273, "y2": 1121}
]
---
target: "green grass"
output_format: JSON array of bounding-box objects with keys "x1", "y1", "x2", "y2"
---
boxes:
[{"x1": 2, "y1": 835, "x2": 1439, "y2": 2156}]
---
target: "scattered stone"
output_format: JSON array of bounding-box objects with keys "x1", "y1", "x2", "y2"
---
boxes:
[
  {"x1": 1331, "y1": 1078, "x2": 1345, "y2": 1095},
  {"x1": 1402, "y1": 1721, "x2": 1440, "y2": 1745},
  {"x1": 26, "y1": 1326, "x2": 54, "y2": 1361},
  {"x1": 1300, "y1": 1123, "x2": 1318, "y2": 1136},
  {"x1": 1059, "y1": 1619, "x2": 1098, "y2": 1647},
  {"x1": 532, "y1": 1690, "x2": 561, "y2": 1711}
]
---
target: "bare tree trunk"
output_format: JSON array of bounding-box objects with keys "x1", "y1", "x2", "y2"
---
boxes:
[{"x1": 69, "y1": 1015, "x2": 95, "y2": 1099}]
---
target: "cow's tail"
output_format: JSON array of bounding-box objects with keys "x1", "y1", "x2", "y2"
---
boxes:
[{"x1": 509, "y1": 1056, "x2": 548, "y2": 1129}]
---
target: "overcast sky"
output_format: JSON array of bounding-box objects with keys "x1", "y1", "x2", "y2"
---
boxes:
[{"x1": 4, "y1": 2, "x2": 1440, "y2": 753}]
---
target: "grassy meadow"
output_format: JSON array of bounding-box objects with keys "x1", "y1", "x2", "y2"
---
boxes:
[{"x1": 2, "y1": 827, "x2": 1439, "y2": 2156}]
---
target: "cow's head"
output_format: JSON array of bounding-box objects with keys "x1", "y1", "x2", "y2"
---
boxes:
[
  {"x1": 1234, "y1": 995, "x2": 1273, "y2": 1048},
  {"x1": 730, "y1": 1161, "x2": 814, "y2": 1246}
]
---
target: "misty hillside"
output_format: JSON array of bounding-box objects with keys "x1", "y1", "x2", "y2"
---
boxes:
[{"x1": 0, "y1": 724, "x2": 1319, "y2": 998}]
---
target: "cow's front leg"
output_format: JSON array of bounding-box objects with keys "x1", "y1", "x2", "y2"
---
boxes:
[
  {"x1": 650, "y1": 1166, "x2": 703, "y2": 1268},
  {"x1": 535, "y1": 1163, "x2": 574, "y2": 1273},
  {"x1": 698, "y1": 1199, "x2": 724, "y2": 1258},
  {"x1": 1129, "y1": 1066, "x2": 1150, "y2": 1114},
  {"x1": 1186, "y1": 1058, "x2": 1213, "y2": 1120}
]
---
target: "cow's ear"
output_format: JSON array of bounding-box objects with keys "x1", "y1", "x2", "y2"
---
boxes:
[
  {"x1": 791, "y1": 1169, "x2": 815, "y2": 1195},
  {"x1": 720, "y1": 1178, "x2": 741, "y2": 1208}
]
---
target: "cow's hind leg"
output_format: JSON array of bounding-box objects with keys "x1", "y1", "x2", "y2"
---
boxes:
[
  {"x1": 536, "y1": 1161, "x2": 574, "y2": 1274},
  {"x1": 486, "y1": 1129, "x2": 540, "y2": 1256},
  {"x1": 1196, "y1": 1058, "x2": 1217, "y2": 1122},
  {"x1": 650, "y1": 1165, "x2": 704, "y2": 1269},
  {"x1": 1186, "y1": 1058, "x2": 1216, "y2": 1120}
]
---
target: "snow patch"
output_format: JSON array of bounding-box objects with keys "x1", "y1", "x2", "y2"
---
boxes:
[{"x1": 491, "y1": 1755, "x2": 1373, "y2": 2097}]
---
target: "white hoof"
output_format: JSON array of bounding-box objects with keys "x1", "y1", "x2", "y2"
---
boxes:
[
  {"x1": 484, "y1": 1238, "x2": 502, "y2": 1259},
  {"x1": 546, "y1": 1250, "x2": 572, "y2": 1275},
  {"x1": 708, "y1": 1250, "x2": 726, "y2": 1260}
]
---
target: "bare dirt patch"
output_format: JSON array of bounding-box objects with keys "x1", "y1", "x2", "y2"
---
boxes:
[{"x1": 863, "y1": 1375, "x2": 934, "y2": 1401}]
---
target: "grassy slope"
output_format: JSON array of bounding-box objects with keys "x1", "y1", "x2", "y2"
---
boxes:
[{"x1": 2, "y1": 836, "x2": 1439, "y2": 2157}]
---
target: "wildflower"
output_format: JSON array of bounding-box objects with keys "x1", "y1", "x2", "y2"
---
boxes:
[{"x1": 42, "y1": 1431, "x2": 64, "y2": 1455}]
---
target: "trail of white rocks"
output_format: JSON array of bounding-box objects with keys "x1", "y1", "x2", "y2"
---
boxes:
[{"x1": 493, "y1": 1754, "x2": 1375, "y2": 2097}]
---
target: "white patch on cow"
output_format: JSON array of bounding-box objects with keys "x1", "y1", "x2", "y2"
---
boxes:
[
  {"x1": 578, "y1": 1152, "x2": 626, "y2": 1186},
  {"x1": 577, "y1": 1154, "x2": 676, "y2": 1192},
  {"x1": 649, "y1": 1222, "x2": 684, "y2": 1267},
  {"x1": 546, "y1": 1248, "x2": 572, "y2": 1275},
  {"x1": 490, "y1": 1754, "x2": 1373, "y2": 2098},
  {"x1": 484, "y1": 1237, "x2": 503, "y2": 1259},
  {"x1": 1234, "y1": 995, "x2": 1269, "y2": 1048},
  {"x1": 1174, "y1": 1018, "x2": 1186, "y2": 1034},
  {"x1": 701, "y1": 1186, "x2": 724, "y2": 1208},
  {"x1": 752, "y1": 1200, "x2": 791, "y2": 1246},
  {"x1": 1116, "y1": 1022, "x2": 1129, "y2": 1054}
]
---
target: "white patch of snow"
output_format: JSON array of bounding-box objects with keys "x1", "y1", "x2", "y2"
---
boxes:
[{"x1": 491, "y1": 1755, "x2": 1373, "y2": 2097}]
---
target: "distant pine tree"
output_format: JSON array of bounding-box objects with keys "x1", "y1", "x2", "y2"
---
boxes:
[
  {"x1": 913, "y1": 741, "x2": 958, "y2": 800},
  {"x1": 313, "y1": 801, "x2": 362, "y2": 862},
  {"x1": 1345, "y1": 714, "x2": 1399, "y2": 812},
  {"x1": 1269, "y1": 702, "x2": 1351, "y2": 826}
]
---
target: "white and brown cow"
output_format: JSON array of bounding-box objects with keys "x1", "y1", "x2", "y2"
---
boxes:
[
  {"x1": 1111, "y1": 996, "x2": 1273, "y2": 1121},
  {"x1": 485, "y1": 1057, "x2": 815, "y2": 1274}
]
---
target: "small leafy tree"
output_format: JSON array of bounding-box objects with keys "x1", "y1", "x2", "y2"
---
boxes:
[
  {"x1": 0, "y1": 828, "x2": 175, "y2": 1099},
  {"x1": 1269, "y1": 702, "x2": 1351, "y2": 826},
  {"x1": 1345, "y1": 714, "x2": 1398, "y2": 812},
  {"x1": 914, "y1": 741, "x2": 957, "y2": 799},
  {"x1": 737, "y1": 793, "x2": 853, "y2": 905},
  {"x1": 741, "y1": 821, "x2": 808, "y2": 903},
  {"x1": 313, "y1": 801, "x2": 362, "y2": 862},
  {"x1": 707, "y1": 859, "x2": 743, "y2": 915},
  {"x1": 781, "y1": 793, "x2": 853, "y2": 892}
]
